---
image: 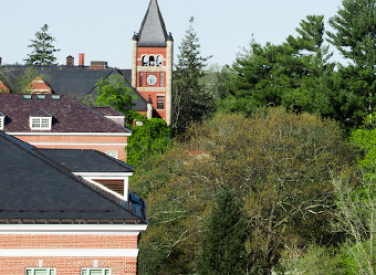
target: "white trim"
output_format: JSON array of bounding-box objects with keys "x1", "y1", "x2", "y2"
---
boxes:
[
  {"x1": 7, "y1": 132, "x2": 131, "y2": 137},
  {"x1": 0, "y1": 231, "x2": 140, "y2": 235},
  {"x1": 0, "y1": 224, "x2": 148, "y2": 232},
  {"x1": 84, "y1": 178, "x2": 128, "y2": 202},
  {"x1": 104, "y1": 116, "x2": 125, "y2": 119},
  {"x1": 26, "y1": 267, "x2": 56, "y2": 275},
  {"x1": 0, "y1": 116, "x2": 3, "y2": 130},
  {"x1": 30, "y1": 117, "x2": 52, "y2": 130},
  {"x1": 30, "y1": 142, "x2": 128, "y2": 146},
  {"x1": 0, "y1": 249, "x2": 139, "y2": 257},
  {"x1": 74, "y1": 172, "x2": 133, "y2": 178}
]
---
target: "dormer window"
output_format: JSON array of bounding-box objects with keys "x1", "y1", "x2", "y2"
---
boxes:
[
  {"x1": 29, "y1": 109, "x2": 52, "y2": 130},
  {"x1": 0, "y1": 112, "x2": 5, "y2": 130}
]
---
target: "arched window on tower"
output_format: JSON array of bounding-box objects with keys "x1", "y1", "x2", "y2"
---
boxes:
[
  {"x1": 142, "y1": 55, "x2": 149, "y2": 66},
  {"x1": 157, "y1": 55, "x2": 163, "y2": 66},
  {"x1": 149, "y1": 55, "x2": 155, "y2": 66}
]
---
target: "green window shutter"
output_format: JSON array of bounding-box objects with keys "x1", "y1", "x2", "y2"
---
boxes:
[
  {"x1": 105, "y1": 270, "x2": 110, "y2": 275},
  {"x1": 89, "y1": 270, "x2": 103, "y2": 275}
]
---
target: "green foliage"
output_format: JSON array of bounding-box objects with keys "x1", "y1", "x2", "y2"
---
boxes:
[
  {"x1": 226, "y1": 15, "x2": 335, "y2": 119},
  {"x1": 0, "y1": 67, "x2": 50, "y2": 94},
  {"x1": 281, "y1": 244, "x2": 345, "y2": 275},
  {"x1": 197, "y1": 185, "x2": 248, "y2": 275},
  {"x1": 172, "y1": 16, "x2": 214, "y2": 135},
  {"x1": 84, "y1": 74, "x2": 140, "y2": 126},
  {"x1": 132, "y1": 109, "x2": 355, "y2": 275},
  {"x1": 325, "y1": 0, "x2": 376, "y2": 130},
  {"x1": 126, "y1": 118, "x2": 171, "y2": 168},
  {"x1": 24, "y1": 24, "x2": 60, "y2": 66}
]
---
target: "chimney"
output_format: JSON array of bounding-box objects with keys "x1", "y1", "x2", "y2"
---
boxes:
[
  {"x1": 66, "y1": 55, "x2": 74, "y2": 66},
  {"x1": 79, "y1": 53, "x2": 85, "y2": 66}
]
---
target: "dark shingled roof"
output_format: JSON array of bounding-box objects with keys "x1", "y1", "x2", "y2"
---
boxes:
[
  {"x1": 0, "y1": 94, "x2": 131, "y2": 134},
  {"x1": 1, "y1": 67, "x2": 148, "y2": 111},
  {"x1": 137, "y1": 0, "x2": 168, "y2": 47},
  {"x1": 0, "y1": 131, "x2": 147, "y2": 224},
  {"x1": 36, "y1": 149, "x2": 135, "y2": 173},
  {"x1": 91, "y1": 107, "x2": 125, "y2": 117}
]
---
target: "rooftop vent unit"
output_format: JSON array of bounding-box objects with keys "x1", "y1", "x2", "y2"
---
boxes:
[
  {"x1": 37, "y1": 95, "x2": 46, "y2": 100},
  {"x1": 23, "y1": 95, "x2": 32, "y2": 100},
  {"x1": 52, "y1": 95, "x2": 61, "y2": 100}
]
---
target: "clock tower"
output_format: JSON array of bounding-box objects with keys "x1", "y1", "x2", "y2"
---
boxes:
[{"x1": 131, "y1": 0, "x2": 173, "y2": 126}]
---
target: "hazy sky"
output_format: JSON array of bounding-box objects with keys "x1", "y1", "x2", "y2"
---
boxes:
[{"x1": 1, "y1": 0, "x2": 346, "y2": 68}]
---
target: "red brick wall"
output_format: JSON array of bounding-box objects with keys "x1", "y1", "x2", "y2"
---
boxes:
[
  {"x1": 0, "y1": 234, "x2": 138, "y2": 275},
  {"x1": 13, "y1": 135, "x2": 128, "y2": 161},
  {"x1": 0, "y1": 235, "x2": 137, "y2": 249},
  {"x1": 0, "y1": 257, "x2": 137, "y2": 275}
]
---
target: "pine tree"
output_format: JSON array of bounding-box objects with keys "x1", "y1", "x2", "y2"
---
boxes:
[
  {"x1": 172, "y1": 16, "x2": 213, "y2": 135},
  {"x1": 325, "y1": 0, "x2": 376, "y2": 130},
  {"x1": 197, "y1": 185, "x2": 248, "y2": 275},
  {"x1": 24, "y1": 24, "x2": 60, "y2": 66}
]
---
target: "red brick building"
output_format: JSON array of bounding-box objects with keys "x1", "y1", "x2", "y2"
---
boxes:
[
  {"x1": 0, "y1": 132, "x2": 147, "y2": 275},
  {"x1": 0, "y1": 94, "x2": 130, "y2": 161},
  {"x1": 0, "y1": 0, "x2": 173, "y2": 126}
]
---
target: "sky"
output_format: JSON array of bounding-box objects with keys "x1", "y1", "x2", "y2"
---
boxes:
[{"x1": 1, "y1": 0, "x2": 346, "y2": 69}]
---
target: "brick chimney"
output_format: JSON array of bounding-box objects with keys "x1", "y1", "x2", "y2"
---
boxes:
[
  {"x1": 79, "y1": 53, "x2": 85, "y2": 67},
  {"x1": 66, "y1": 55, "x2": 74, "y2": 66}
]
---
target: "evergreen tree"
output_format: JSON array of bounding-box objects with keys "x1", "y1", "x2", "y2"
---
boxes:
[
  {"x1": 326, "y1": 0, "x2": 376, "y2": 130},
  {"x1": 24, "y1": 24, "x2": 60, "y2": 66},
  {"x1": 197, "y1": 185, "x2": 247, "y2": 275},
  {"x1": 172, "y1": 16, "x2": 213, "y2": 135}
]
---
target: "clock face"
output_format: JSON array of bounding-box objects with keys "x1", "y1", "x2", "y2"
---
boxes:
[{"x1": 147, "y1": 75, "x2": 157, "y2": 86}]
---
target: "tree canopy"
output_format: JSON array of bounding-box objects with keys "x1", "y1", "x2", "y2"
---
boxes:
[{"x1": 132, "y1": 109, "x2": 355, "y2": 275}]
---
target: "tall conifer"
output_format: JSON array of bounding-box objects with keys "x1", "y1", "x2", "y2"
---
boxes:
[
  {"x1": 24, "y1": 24, "x2": 60, "y2": 66},
  {"x1": 197, "y1": 185, "x2": 248, "y2": 275}
]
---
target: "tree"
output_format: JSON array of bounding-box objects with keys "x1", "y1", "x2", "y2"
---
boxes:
[
  {"x1": 172, "y1": 16, "x2": 213, "y2": 135},
  {"x1": 0, "y1": 67, "x2": 50, "y2": 93},
  {"x1": 325, "y1": 0, "x2": 376, "y2": 130},
  {"x1": 227, "y1": 15, "x2": 335, "y2": 118},
  {"x1": 197, "y1": 185, "x2": 248, "y2": 275},
  {"x1": 132, "y1": 109, "x2": 355, "y2": 275},
  {"x1": 24, "y1": 24, "x2": 60, "y2": 66},
  {"x1": 84, "y1": 74, "x2": 139, "y2": 126},
  {"x1": 125, "y1": 118, "x2": 171, "y2": 168}
]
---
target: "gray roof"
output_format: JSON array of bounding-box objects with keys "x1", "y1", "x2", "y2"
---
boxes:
[
  {"x1": 137, "y1": 0, "x2": 168, "y2": 47},
  {"x1": 0, "y1": 94, "x2": 131, "y2": 134},
  {"x1": 36, "y1": 149, "x2": 135, "y2": 173},
  {"x1": 0, "y1": 131, "x2": 146, "y2": 224},
  {"x1": 1, "y1": 67, "x2": 148, "y2": 111}
]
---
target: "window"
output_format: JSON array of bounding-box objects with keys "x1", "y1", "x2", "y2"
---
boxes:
[
  {"x1": 26, "y1": 268, "x2": 55, "y2": 275},
  {"x1": 157, "y1": 96, "x2": 165, "y2": 109},
  {"x1": 106, "y1": 150, "x2": 118, "y2": 159},
  {"x1": 82, "y1": 268, "x2": 111, "y2": 275},
  {"x1": 156, "y1": 55, "x2": 163, "y2": 66},
  {"x1": 149, "y1": 55, "x2": 155, "y2": 66},
  {"x1": 141, "y1": 55, "x2": 148, "y2": 66},
  {"x1": 30, "y1": 117, "x2": 52, "y2": 130},
  {"x1": 139, "y1": 72, "x2": 143, "y2": 87},
  {"x1": 160, "y1": 72, "x2": 164, "y2": 87}
]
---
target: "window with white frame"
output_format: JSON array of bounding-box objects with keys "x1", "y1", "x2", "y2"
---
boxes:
[
  {"x1": 81, "y1": 268, "x2": 111, "y2": 275},
  {"x1": 26, "y1": 268, "x2": 56, "y2": 275},
  {"x1": 30, "y1": 117, "x2": 52, "y2": 130},
  {"x1": 106, "y1": 150, "x2": 118, "y2": 159}
]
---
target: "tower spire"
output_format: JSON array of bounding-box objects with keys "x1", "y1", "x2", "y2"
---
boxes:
[{"x1": 137, "y1": 0, "x2": 168, "y2": 46}]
